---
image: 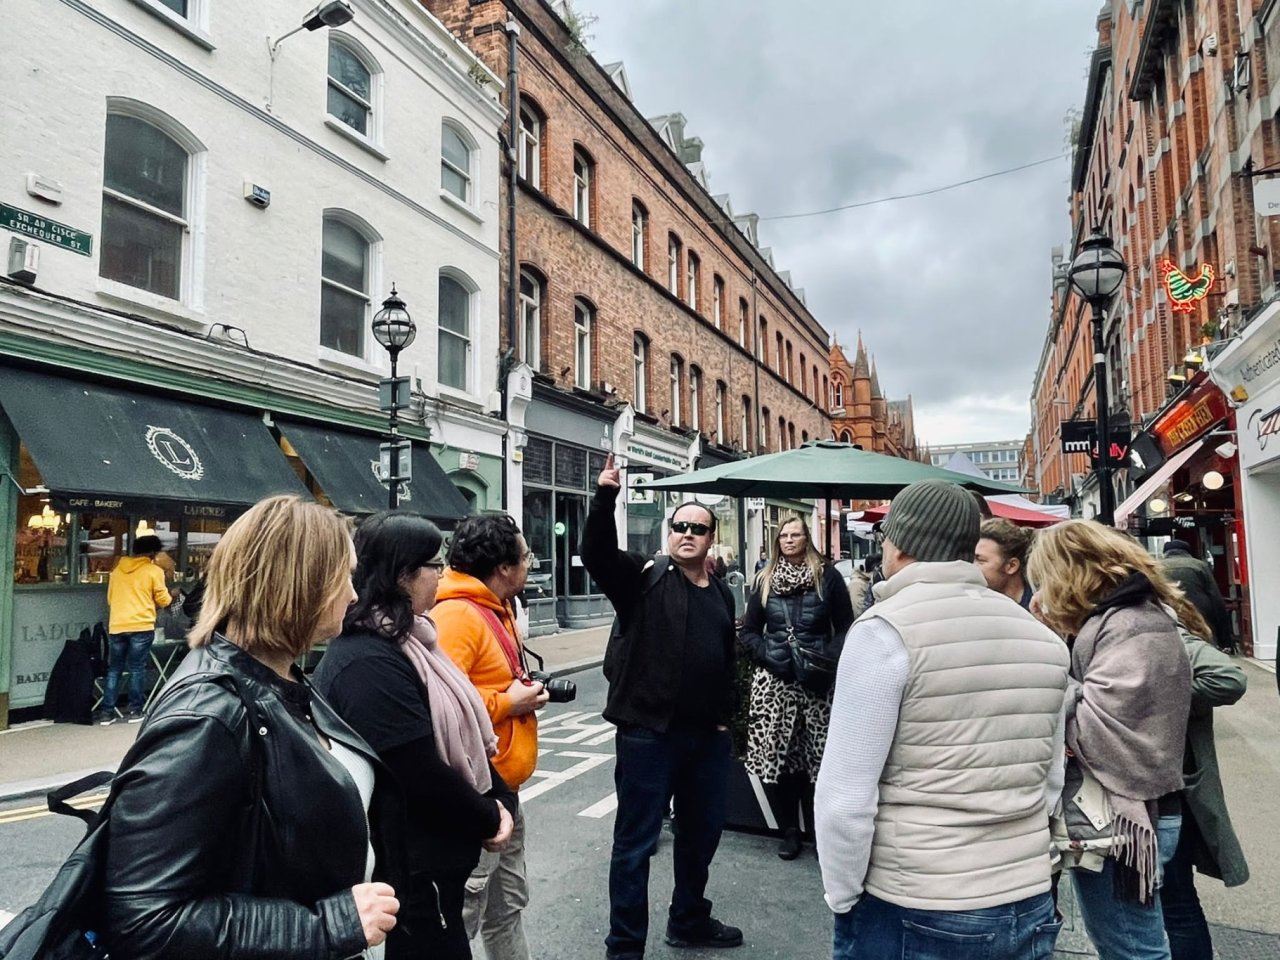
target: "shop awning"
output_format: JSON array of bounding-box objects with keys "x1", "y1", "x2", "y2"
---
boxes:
[
  {"x1": 1113, "y1": 439, "x2": 1205, "y2": 527},
  {"x1": 277, "y1": 418, "x2": 470, "y2": 525},
  {"x1": 0, "y1": 367, "x2": 308, "y2": 515}
]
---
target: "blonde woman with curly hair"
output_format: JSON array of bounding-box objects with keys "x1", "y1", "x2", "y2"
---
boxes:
[
  {"x1": 740, "y1": 515, "x2": 854, "y2": 861},
  {"x1": 1028, "y1": 519, "x2": 1192, "y2": 960}
]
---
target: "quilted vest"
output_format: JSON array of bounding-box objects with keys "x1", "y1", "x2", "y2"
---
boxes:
[{"x1": 861, "y1": 561, "x2": 1069, "y2": 910}]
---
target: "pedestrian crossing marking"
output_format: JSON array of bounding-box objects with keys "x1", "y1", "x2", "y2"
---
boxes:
[{"x1": 577, "y1": 793, "x2": 618, "y2": 819}]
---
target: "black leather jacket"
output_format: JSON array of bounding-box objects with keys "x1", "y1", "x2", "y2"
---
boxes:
[
  {"x1": 100, "y1": 634, "x2": 407, "y2": 960},
  {"x1": 740, "y1": 564, "x2": 855, "y2": 680}
]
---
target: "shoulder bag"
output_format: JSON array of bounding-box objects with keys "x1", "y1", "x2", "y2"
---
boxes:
[{"x1": 780, "y1": 598, "x2": 838, "y2": 694}]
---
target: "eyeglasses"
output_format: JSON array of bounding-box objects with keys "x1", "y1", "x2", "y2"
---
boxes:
[
  {"x1": 670, "y1": 521, "x2": 711, "y2": 536},
  {"x1": 522, "y1": 550, "x2": 535, "y2": 563},
  {"x1": 423, "y1": 560, "x2": 446, "y2": 571}
]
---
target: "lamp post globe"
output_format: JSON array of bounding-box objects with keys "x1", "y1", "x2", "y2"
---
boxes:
[
  {"x1": 371, "y1": 285, "x2": 416, "y2": 357},
  {"x1": 1068, "y1": 228, "x2": 1127, "y2": 304}
]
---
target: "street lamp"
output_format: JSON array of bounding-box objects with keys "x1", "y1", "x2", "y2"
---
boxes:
[
  {"x1": 1068, "y1": 227, "x2": 1128, "y2": 526},
  {"x1": 371, "y1": 285, "x2": 416, "y2": 509}
]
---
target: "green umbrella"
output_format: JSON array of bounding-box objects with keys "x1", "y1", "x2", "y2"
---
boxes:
[{"x1": 634, "y1": 440, "x2": 1028, "y2": 500}]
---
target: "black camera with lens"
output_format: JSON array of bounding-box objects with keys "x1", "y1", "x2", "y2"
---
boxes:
[{"x1": 527, "y1": 670, "x2": 576, "y2": 703}]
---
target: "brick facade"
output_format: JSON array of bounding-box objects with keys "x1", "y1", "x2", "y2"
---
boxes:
[{"x1": 421, "y1": 0, "x2": 832, "y2": 453}]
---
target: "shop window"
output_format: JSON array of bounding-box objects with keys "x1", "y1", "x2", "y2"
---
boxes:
[
  {"x1": 100, "y1": 110, "x2": 199, "y2": 301},
  {"x1": 554, "y1": 445, "x2": 588, "y2": 491},
  {"x1": 320, "y1": 214, "x2": 374, "y2": 357},
  {"x1": 441, "y1": 121, "x2": 473, "y2": 203},
  {"x1": 523, "y1": 436, "x2": 553, "y2": 485},
  {"x1": 438, "y1": 271, "x2": 473, "y2": 391}
]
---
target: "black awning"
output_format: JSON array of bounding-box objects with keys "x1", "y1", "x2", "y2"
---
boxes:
[
  {"x1": 278, "y1": 418, "x2": 470, "y2": 526},
  {"x1": 0, "y1": 367, "x2": 309, "y2": 516}
]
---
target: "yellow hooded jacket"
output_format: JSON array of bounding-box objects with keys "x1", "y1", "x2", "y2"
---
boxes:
[
  {"x1": 107, "y1": 556, "x2": 172, "y2": 634},
  {"x1": 433, "y1": 569, "x2": 537, "y2": 788}
]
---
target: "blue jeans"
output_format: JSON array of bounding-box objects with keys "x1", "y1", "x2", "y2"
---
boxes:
[
  {"x1": 1159, "y1": 815, "x2": 1214, "y2": 960},
  {"x1": 1072, "y1": 814, "x2": 1182, "y2": 960},
  {"x1": 833, "y1": 891, "x2": 1061, "y2": 960},
  {"x1": 606, "y1": 724, "x2": 731, "y2": 957},
  {"x1": 101, "y1": 630, "x2": 153, "y2": 713}
]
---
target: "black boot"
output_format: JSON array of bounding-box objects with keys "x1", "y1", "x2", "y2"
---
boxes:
[
  {"x1": 777, "y1": 827, "x2": 802, "y2": 861},
  {"x1": 763, "y1": 775, "x2": 803, "y2": 861}
]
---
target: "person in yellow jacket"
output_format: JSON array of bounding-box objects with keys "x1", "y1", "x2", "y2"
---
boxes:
[
  {"x1": 98, "y1": 534, "x2": 179, "y2": 724},
  {"x1": 435, "y1": 514, "x2": 545, "y2": 960}
]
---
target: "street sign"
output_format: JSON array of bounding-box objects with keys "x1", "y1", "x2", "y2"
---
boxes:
[
  {"x1": 378, "y1": 439, "x2": 412, "y2": 484},
  {"x1": 378, "y1": 377, "x2": 411, "y2": 413},
  {"x1": 0, "y1": 203, "x2": 92, "y2": 256},
  {"x1": 1254, "y1": 177, "x2": 1280, "y2": 217}
]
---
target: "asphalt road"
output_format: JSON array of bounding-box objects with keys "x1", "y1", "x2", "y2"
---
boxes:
[{"x1": 3, "y1": 665, "x2": 1277, "y2": 959}]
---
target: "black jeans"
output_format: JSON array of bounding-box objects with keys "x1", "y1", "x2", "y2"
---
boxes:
[
  {"x1": 1160, "y1": 816, "x2": 1215, "y2": 960},
  {"x1": 606, "y1": 724, "x2": 731, "y2": 957}
]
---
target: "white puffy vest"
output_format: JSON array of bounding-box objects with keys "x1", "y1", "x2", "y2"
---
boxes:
[{"x1": 862, "y1": 561, "x2": 1069, "y2": 910}]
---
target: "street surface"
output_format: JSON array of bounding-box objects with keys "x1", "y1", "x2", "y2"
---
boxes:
[{"x1": 2, "y1": 665, "x2": 1278, "y2": 959}]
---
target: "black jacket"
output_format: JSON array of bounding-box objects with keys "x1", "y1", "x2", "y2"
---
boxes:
[
  {"x1": 313, "y1": 629, "x2": 517, "y2": 881},
  {"x1": 100, "y1": 634, "x2": 406, "y2": 960},
  {"x1": 580, "y1": 484, "x2": 736, "y2": 731},
  {"x1": 1160, "y1": 548, "x2": 1234, "y2": 650},
  {"x1": 740, "y1": 564, "x2": 855, "y2": 680}
]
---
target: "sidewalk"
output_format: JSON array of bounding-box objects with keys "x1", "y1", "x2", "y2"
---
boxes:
[{"x1": 0, "y1": 624, "x2": 610, "y2": 803}]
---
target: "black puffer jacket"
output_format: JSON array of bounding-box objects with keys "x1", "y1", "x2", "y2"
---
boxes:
[
  {"x1": 740, "y1": 564, "x2": 855, "y2": 680},
  {"x1": 100, "y1": 634, "x2": 409, "y2": 960}
]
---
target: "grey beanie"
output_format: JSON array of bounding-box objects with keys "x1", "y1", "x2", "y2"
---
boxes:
[{"x1": 882, "y1": 480, "x2": 981, "y2": 564}]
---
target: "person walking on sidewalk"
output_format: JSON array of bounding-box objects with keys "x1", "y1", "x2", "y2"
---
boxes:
[
  {"x1": 815, "y1": 480, "x2": 1069, "y2": 960},
  {"x1": 314, "y1": 512, "x2": 518, "y2": 959},
  {"x1": 97, "y1": 533, "x2": 179, "y2": 724},
  {"x1": 434, "y1": 514, "x2": 546, "y2": 960},
  {"x1": 582, "y1": 454, "x2": 743, "y2": 959},
  {"x1": 740, "y1": 514, "x2": 855, "y2": 861},
  {"x1": 1160, "y1": 540, "x2": 1236, "y2": 652}
]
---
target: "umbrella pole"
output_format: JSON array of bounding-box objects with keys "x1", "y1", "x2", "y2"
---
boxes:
[{"x1": 825, "y1": 496, "x2": 833, "y2": 561}]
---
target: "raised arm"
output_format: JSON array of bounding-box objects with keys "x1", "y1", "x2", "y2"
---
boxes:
[{"x1": 580, "y1": 454, "x2": 646, "y2": 613}]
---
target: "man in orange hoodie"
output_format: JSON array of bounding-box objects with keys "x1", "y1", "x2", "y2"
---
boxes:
[
  {"x1": 97, "y1": 534, "x2": 178, "y2": 724},
  {"x1": 435, "y1": 514, "x2": 546, "y2": 960}
]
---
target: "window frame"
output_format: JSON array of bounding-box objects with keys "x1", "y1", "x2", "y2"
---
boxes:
[
  {"x1": 518, "y1": 101, "x2": 543, "y2": 188},
  {"x1": 440, "y1": 120, "x2": 474, "y2": 205},
  {"x1": 712, "y1": 275, "x2": 724, "y2": 329},
  {"x1": 518, "y1": 267, "x2": 544, "y2": 370},
  {"x1": 686, "y1": 251, "x2": 700, "y2": 311},
  {"x1": 669, "y1": 354, "x2": 683, "y2": 426},
  {"x1": 326, "y1": 34, "x2": 383, "y2": 149},
  {"x1": 738, "y1": 298, "x2": 748, "y2": 347},
  {"x1": 318, "y1": 210, "x2": 381, "y2": 362},
  {"x1": 633, "y1": 334, "x2": 649, "y2": 413},
  {"x1": 572, "y1": 145, "x2": 593, "y2": 226},
  {"x1": 631, "y1": 200, "x2": 648, "y2": 270},
  {"x1": 437, "y1": 269, "x2": 475, "y2": 392},
  {"x1": 689, "y1": 365, "x2": 702, "y2": 432},
  {"x1": 573, "y1": 298, "x2": 594, "y2": 390},
  {"x1": 667, "y1": 233, "x2": 682, "y2": 296},
  {"x1": 715, "y1": 381, "x2": 727, "y2": 444}
]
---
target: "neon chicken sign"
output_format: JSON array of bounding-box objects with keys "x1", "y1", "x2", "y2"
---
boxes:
[{"x1": 1159, "y1": 260, "x2": 1214, "y2": 313}]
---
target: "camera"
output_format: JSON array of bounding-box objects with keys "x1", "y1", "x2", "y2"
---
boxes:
[{"x1": 528, "y1": 670, "x2": 576, "y2": 703}]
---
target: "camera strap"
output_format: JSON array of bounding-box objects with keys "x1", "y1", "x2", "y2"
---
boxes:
[{"x1": 459, "y1": 599, "x2": 526, "y2": 679}]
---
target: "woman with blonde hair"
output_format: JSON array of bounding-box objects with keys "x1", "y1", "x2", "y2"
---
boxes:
[
  {"x1": 98, "y1": 494, "x2": 402, "y2": 959},
  {"x1": 1028, "y1": 519, "x2": 1191, "y2": 960},
  {"x1": 740, "y1": 514, "x2": 854, "y2": 860}
]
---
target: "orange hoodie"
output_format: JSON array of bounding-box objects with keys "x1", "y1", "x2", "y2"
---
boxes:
[{"x1": 433, "y1": 569, "x2": 538, "y2": 788}]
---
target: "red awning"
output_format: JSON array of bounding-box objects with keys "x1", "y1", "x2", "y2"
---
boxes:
[{"x1": 857, "y1": 498, "x2": 1065, "y2": 529}]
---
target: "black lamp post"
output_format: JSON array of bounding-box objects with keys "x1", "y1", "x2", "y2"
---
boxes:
[
  {"x1": 371, "y1": 285, "x2": 416, "y2": 509},
  {"x1": 1067, "y1": 227, "x2": 1128, "y2": 526}
]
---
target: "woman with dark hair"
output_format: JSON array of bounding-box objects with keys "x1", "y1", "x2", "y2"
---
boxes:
[
  {"x1": 740, "y1": 514, "x2": 855, "y2": 861},
  {"x1": 314, "y1": 511, "x2": 517, "y2": 960}
]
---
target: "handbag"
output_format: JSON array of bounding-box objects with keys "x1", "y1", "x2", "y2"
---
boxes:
[
  {"x1": 0, "y1": 674, "x2": 265, "y2": 960},
  {"x1": 779, "y1": 598, "x2": 838, "y2": 694}
]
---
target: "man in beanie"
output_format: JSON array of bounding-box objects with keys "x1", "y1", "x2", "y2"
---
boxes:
[
  {"x1": 815, "y1": 480, "x2": 1069, "y2": 959},
  {"x1": 1160, "y1": 540, "x2": 1235, "y2": 652}
]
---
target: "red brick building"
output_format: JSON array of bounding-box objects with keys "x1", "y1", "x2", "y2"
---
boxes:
[
  {"x1": 423, "y1": 0, "x2": 832, "y2": 628},
  {"x1": 828, "y1": 334, "x2": 922, "y2": 461}
]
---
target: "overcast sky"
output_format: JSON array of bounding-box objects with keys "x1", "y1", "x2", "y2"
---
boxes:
[{"x1": 574, "y1": 0, "x2": 1100, "y2": 446}]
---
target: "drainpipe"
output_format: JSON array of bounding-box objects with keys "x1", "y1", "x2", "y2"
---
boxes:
[{"x1": 499, "y1": 17, "x2": 521, "y2": 513}]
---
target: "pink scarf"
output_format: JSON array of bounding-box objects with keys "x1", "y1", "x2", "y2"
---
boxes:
[{"x1": 399, "y1": 615, "x2": 496, "y2": 793}]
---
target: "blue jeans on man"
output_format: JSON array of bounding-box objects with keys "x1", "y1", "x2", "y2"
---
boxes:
[
  {"x1": 833, "y1": 890, "x2": 1061, "y2": 960},
  {"x1": 101, "y1": 630, "x2": 154, "y2": 715},
  {"x1": 1072, "y1": 814, "x2": 1182, "y2": 960},
  {"x1": 606, "y1": 723, "x2": 731, "y2": 958}
]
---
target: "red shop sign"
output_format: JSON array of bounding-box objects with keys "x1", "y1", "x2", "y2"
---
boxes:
[{"x1": 1151, "y1": 378, "x2": 1229, "y2": 456}]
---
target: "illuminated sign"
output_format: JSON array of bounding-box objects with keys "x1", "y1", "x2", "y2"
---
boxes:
[
  {"x1": 1159, "y1": 260, "x2": 1215, "y2": 313},
  {"x1": 1152, "y1": 379, "x2": 1229, "y2": 455}
]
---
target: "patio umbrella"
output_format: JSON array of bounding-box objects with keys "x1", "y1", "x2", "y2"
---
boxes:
[
  {"x1": 857, "y1": 498, "x2": 1064, "y2": 528},
  {"x1": 634, "y1": 441, "x2": 1028, "y2": 501}
]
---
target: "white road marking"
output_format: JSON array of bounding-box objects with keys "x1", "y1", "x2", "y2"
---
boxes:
[
  {"x1": 537, "y1": 711, "x2": 614, "y2": 744},
  {"x1": 520, "y1": 751, "x2": 613, "y2": 802},
  {"x1": 577, "y1": 792, "x2": 618, "y2": 819},
  {"x1": 746, "y1": 771, "x2": 778, "y2": 831}
]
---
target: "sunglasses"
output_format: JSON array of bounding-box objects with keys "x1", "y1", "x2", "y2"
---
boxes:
[
  {"x1": 670, "y1": 521, "x2": 711, "y2": 536},
  {"x1": 423, "y1": 559, "x2": 446, "y2": 571}
]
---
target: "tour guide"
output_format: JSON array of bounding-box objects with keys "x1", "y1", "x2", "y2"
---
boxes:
[{"x1": 581, "y1": 454, "x2": 743, "y2": 959}]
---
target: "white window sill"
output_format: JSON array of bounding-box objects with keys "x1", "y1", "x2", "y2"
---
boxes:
[
  {"x1": 96, "y1": 278, "x2": 206, "y2": 329},
  {"x1": 324, "y1": 118, "x2": 389, "y2": 162},
  {"x1": 126, "y1": 0, "x2": 215, "y2": 50},
  {"x1": 436, "y1": 384, "x2": 482, "y2": 409},
  {"x1": 439, "y1": 190, "x2": 484, "y2": 224},
  {"x1": 318, "y1": 345, "x2": 385, "y2": 378}
]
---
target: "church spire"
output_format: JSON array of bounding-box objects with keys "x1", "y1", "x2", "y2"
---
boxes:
[{"x1": 853, "y1": 331, "x2": 870, "y2": 380}]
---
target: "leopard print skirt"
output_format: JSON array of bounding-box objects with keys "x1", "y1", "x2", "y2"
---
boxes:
[{"x1": 743, "y1": 666, "x2": 832, "y2": 784}]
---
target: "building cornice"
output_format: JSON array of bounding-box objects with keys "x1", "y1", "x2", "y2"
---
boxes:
[
  {"x1": 1073, "y1": 45, "x2": 1113, "y2": 191},
  {"x1": 1129, "y1": 0, "x2": 1179, "y2": 101}
]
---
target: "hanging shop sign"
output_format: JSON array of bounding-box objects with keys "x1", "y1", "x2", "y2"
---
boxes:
[
  {"x1": 1059, "y1": 418, "x2": 1131, "y2": 465},
  {"x1": 1159, "y1": 260, "x2": 1215, "y2": 313},
  {"x1": 1151, "y1": 378, "x2": 1229, "y2": 456}
]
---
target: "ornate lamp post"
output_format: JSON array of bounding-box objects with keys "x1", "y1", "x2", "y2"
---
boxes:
[
  {"x1": 371, "y1": 286, "x2": 416, "y2": 509},
  {"x1": 1067, "y1": 228, "x2": 1128, "y2": 526}
]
